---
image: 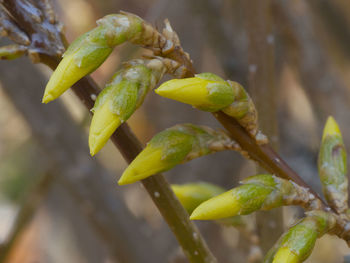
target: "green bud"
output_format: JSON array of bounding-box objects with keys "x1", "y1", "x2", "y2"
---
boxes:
[
  {"x1": 172, "y1": 182, "x2": 225, "y2": 213},
  {"x1": 190, "y1": 178, "x2": 273, "y2": 220},
  {"x1": 155, "y1": 73, "x2": 235, "y2": 111},
  {"x1": 155, "y1": 73, "x2": 259, "y2": 136},
  {"x1": 118, "y1": 123, "x2": 235, "y2": 185},
  {"x1": 190, "y1": 175, "x2": 321, "y2": 220},
  {"x1": 0, "y1": 44, "x2": 27, "y2": 60},
  {"x1": 42, "y1": 12, "x2": 146, "y2": 103},
  {"x1": 89, "y1": 59, "x2": 167, "y2": 155},
  {"x1": 265, "y1": 211, "x2": 336, "y2": 263},
  {"x1": 318, "y1": 116, "x2": 348, "y2": 213}
]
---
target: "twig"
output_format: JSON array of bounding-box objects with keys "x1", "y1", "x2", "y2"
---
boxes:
[
  {"x1": 1, "y1": 1, "x2": 217, "y2": 262},
  {"x1": 0, "y1": 52, "x2": 168, "y2": 263}
]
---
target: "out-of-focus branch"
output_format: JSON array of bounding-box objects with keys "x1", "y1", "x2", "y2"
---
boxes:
[
  {"x1": 273, "y1": 0, "x2": 350, "y2": 202},
  {"x1": 0, "y1": 172, "x2": 53, "y2": 262},
  {"x1": 243, "y1": 0, "x2": 282, "y2": 255},
  {"x1": 273, "y1": 0, "x2": 350, "y2": 142},
  {"x1": 157, "y1": 1, "x2": 324, "y2": 206}
]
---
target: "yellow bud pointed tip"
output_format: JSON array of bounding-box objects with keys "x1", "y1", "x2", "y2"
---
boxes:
[
  {"x1": 273, "y1": 247, "x2": 299, "y2": 263},
  {"x1": 42, "y1": 93, "x2": 54, "y2": 104},
  {"x1": 117, "y1": 177, "x2": 130, "y2": 186},
  {"x1": 155, "y1": 78, "x2": 210, "y2": 107},
  {"x1": 89, "y1": 148, "x2": 97, "y2": 157},
  {"x1": 118, "y1": 146, "x2": 167, "y2": 185},
  {"x1": 189, "y1": 210, "x2": 205, "y2": 221},
  {"x1": 89, "y1": 102, "x2": 121, "y2": 156},
  {"x1": 323, "y1": 116, "x2": 341, "y2": 140},
  {"x1": 189, "y1": 190, "x2": 240, "y2": 220}
]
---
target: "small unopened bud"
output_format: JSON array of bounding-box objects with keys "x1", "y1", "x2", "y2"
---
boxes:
[
  {"x1": 155, "y1": 73, "x2": 235, "y2": 111},
  {"x1": 155, "y1": 73, "x2": 259, "y2": 136},
  {"x1": 172, "y1": 182, "x2": 225, "y2": 213},
  {"x1": 190, "y1": 180, "x2": 272, "y2": 220},
  {"x1": 190, "y1": 174, "x2": 322, "y2": 220},
  {"x1": 42, "y1": 12, "x2": 145, "y2": 103},
  {"x1": 89, "y1": 59, "x2": 167, "y2": 156},
  {"x1": 267, "y1": 211, "x2": 336, "y2": 263},
  {"x1": 43, "y1": 27, "x2": 113, "y2": 103},
  {"x1": 118, "y1": 124, "x2": 235, "y2": 185},
  {"x1": 318, "y1": 116, "x2": 348, "y2": 213}
]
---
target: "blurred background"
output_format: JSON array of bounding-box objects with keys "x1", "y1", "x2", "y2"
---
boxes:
[{"x1": 1, "y1": 0, "x2": 350, "y2": 262}]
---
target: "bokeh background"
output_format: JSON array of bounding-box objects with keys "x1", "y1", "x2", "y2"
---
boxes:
[{"x1": 1, "y1": 0, "x2": 350, "y2": 262}]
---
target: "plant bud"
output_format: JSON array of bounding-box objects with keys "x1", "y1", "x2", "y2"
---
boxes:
[
  {"x1": 318, "y1": 116, "x2": 348, "y2": 213},
  {"x1": 190, "y1": 174, "x2": 321, "y2": 220},
  {"x1": 118, "y1": 124, "x2": 235, "y2": 185},
  {"x1": 190, "y1": 180, "x2": 273, "y2": 220},
  {"x1": 267, "y1": 211, "x2": 336, "y2": 263},
  {"x1": 89, "y1": 59, "x2": 167, "y2": 155},
  {"x1": 42, "y1": 12, "x2": 145, "y2": 103},
  {"x1": 155, "y1": 73, "x2": 235, "y2": 111},
  {"x1": 172, "y1": 182, "x2": 225, "y2": 213},
  {"x1": 89, "y1": 95, "x2": 121, "y2": 156},
  {"x1": 155, "y1": 73, "x2": 259, "y2": 136}
]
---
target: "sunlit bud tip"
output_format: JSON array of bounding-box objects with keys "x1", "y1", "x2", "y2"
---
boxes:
[
  {"x1": 190, "y1": 191, "x2": 239, "y2": 220},
  {"x1": 322, "y1": 116, "x2": 341, "y2": 140},
  {"x1": 89, "y1": 103, "x2": 121, "y2": 156},
  {"x1": 272, "y1": 247, "x2": 299, "y2": 263},
  {"x1": 42, "y1": 92, "x2": 54, "y2": 104},
  {"x1": 118, "y1": 146, "x2": 166, "y2": 185}
]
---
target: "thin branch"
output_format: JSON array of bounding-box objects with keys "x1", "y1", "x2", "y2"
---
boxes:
[
  {"x1": 158, "y1": 19, "x2": 328, "y2": 210},
  {"x1": 3, "y1": 1, "x2": 217, "y2": 262},
  {"x1": 0, "y1": 55, "x2": 169, "y2": 263}
]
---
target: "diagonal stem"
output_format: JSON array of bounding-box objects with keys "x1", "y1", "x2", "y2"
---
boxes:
[
  {"x1": 2, "y1": 0, "x2": 217, "y2": 262},
  {"x1": 68, "y1": 72, "x2": 218, "y2": 263}
]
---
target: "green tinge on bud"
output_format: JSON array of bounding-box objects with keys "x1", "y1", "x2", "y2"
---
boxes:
[
  {"x1": 118, "y1": 128, "x2": 194, "y2": 185},
  {"x1": 155, "y1": 73, "x2": 259, "y2": 136},
  {"x1": 42, "y1": 12, "x2": 144, "y2": 103},
  {"x1": 118, "y1": 144, "x2": 170, "y2": 185},
  {"x1": 190, "y1": 174, "x2": 321, "y2": 220},
  {"x1": 172, "y1": 182, "x2": 225, "y2": 214},
  {"x1": 318, "y1": 116, "x2": 348, "y2": 213},
  {"x1": 271, "y1": 247, "x2": 299, "y2": 263},
  {"x1": 89, "y1": 99, "x2": 121, "y2": 156},
  {"x1": 266, "y1": 211, "x2": 335, "y2": 263},
  {"x1": 155, "y1": 73, "x2": 235, "y2": 112},
  {"x1": 43, "y1": 27, "x2": 113, "y2": 103},
  {"x1": 190, "y1": 180, "x2": 273, "y2": 220},
  {"x1": 119, "y1": 123, "x2": 235, "y2": 185},
  {"x1": 89, "y1": 59, "x2": 167, "y2": 156},
  {"x1": 0, "y1": 44, "x2": 27, "y2": 60}
]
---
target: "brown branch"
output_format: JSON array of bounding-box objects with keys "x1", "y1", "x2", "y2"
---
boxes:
[
  {"x1": 163, "y1": 39, "x2": 326, "y2": 207},
  {"x1": 0, "y1": 53, "x2": 170, "y2": 262},
  {"x1": 155, "y1": 15, "x2": 328, "y2": 210},
  {"x1": 2, "y1": 1, "x2": 217, "y2": 262},
  {"x1": 73, "y1": 77, "x2": 216, "y2": 263}
]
